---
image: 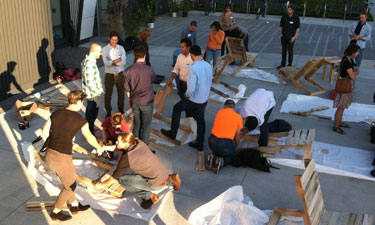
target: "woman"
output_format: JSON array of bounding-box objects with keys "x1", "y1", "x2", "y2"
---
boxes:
[
  {"x1": 333, "y1": 44, "x2": 360, "y2": 135},
  {"x1": 136, "y1": 29, "x2": 151, "y2": 66},
  {"x1": 205, "y1": 21, "x2": 225, "y2": 70},
  {"x1": 41, "y1": 90, "x2": 105, "y2": 221},
  {"x1": 219, "y1": 4, "x2": 235, "y2": 56}
]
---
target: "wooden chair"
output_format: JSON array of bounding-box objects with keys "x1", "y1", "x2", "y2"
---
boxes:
[
  {"x1": 267, "y1": 159, "x2": 375, "y2": 225},
  {"x1": 212, "y1": 37, "x2": 258, "y2": 83},
  {"x1": 322, "y1": 57, "x2": 341, "y2": 84},
  {"x1": 241, "y1": 129, "x2": 315, "y2": 160},
  {"x1": 278, "y1": 58, "x2": 327, "y2": 96}
]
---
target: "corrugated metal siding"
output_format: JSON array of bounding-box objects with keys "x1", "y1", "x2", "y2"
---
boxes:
[{"x1": 0, "y1": 0, "x2": 54, "y2": 98}]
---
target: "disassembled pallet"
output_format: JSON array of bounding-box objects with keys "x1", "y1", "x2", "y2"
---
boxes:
[{"x1": 289, "y1": 106, "x2": 331, "y2": 120}]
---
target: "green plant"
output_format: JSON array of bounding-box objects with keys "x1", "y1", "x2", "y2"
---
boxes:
[
  {"x1": 182, "y1": 0, "x2": 191, "y2": 13},
  {"x1": 106, "y1": 0, "x2": 126, "y2": 35},
  {"x1": 142, "y1": 0, "x2": 159, "y2": 23},
  {"x1": 170, "y1": 0, "x2": 180, "y2": 12},
  {"x1": 123, "y1": 5, "x2": 143, "y2": 37}
]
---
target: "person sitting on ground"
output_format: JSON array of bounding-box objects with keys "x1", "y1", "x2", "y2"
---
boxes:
[
  {"x1": 237, "y1": 88, "x2": 276, "y2": 147},
  {"x1": 95, "y1": 132, "x2": 181, "y2": 209},
  {"x1": 207, "y1": 99, "x2": 243, "y2": 173},
  {"x1": 41, "y1": 90, "x2": 105, "y2": 221},
  {"x1": 101, "y1": 112, "x2": 130, "y2": 160}
]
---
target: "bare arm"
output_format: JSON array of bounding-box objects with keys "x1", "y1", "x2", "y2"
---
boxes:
[
  {"x1": 167, "y1": 72, "x2": 178, "y2": 84},
  {"x1": 238, "y1": 128, "x2": 250, "y2": 141},
  {"x1": 346, "y1": 68, "x2": 358, "y2": 80},
  {"x1": 234, "y1": 129, "x2": 242, "y2": 147},
  {"x1": 81, "y1": 123, "x2": 103, "y2": 154},
  {"x1": 42, "y1": 118, "x2": 51, "y2": 138}
]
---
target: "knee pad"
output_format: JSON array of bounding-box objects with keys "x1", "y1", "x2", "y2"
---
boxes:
[{"x1": 70, "y1": 181, "x2": 77, "y2": 191}]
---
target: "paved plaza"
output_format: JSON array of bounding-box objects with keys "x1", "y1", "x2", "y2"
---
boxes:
[{"x1": 1, "y1": 11, "x2": 375, "y2": 225}]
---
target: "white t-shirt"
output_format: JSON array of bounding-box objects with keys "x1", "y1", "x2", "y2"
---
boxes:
[
  {"x1": 172, "y1": 53, "x2": 193, "y2": 82},
  {"x1": 237, "y1": 88, "x2": 276, "y2": 126}
]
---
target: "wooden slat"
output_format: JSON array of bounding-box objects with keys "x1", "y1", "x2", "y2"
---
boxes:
[
  {"x1": 286, "y1": 130, "x2": 295, "y2": 145},
  {"x1": 348, "y1": 213, "x2": 357, "y2": 225},
  {"x1": 292, "y1": 130, "x2": 302, "y2": 145},
  {"x1": 304, "y1": 172, "x2": 319, "y2": 204},
  {"x1": 267, "y1": 211, "x2": 281, "y2": 225},
  {"x1": 325, "y1": 211, "x2": 339, "y2": 225},
  {"x1": 154, "y1": 114, "x2": 192, "y2": 132},
  {"x1": 307, "y1": 186, "x2": 323, "y2": 216},
  {"x1": 274, "y1": 208, "x2": 305, "y2": 217},
  {"x1": 298, "y1": 129, "x2": 308, "y2": 145},
  {"x1": 354, "y1": 214, "x2": 363, "y2": 225},
  {"x1": 149, "y1": 139, "x2": 174, "y2": 155},
  {"x1": 306, "y1": 129, "x2": 315, "y2": 145},
  {"x1": 150, "y1": 128, "x2": 181, "y2": 146},
  {"x1": 367, "y1": 214, "x2": 375, "y2": 225},
  {"x1": 301, "y1": 159, "x2": 316, "y2": 189},
  {"x1": 340, "y1": 213, "x2": 351, "y2": 225},
  {"x1": 310, "y1": 197, "x2": 324, "y2": 225}
]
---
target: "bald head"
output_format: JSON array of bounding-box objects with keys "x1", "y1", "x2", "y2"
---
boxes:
[{"x1": 89, "y1": 43, "x2": 102, "y2": 59}]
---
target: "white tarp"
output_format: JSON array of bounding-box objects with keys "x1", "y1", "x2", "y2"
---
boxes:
[
  {"x1": 21, "y1": 142, "x2": 171, "y2": 222},
  {"x1": 209, "y1": 84, "x2": 247, "y2": 104},
  {"x1": 222, "y1": 65, "x2": 284, "y2": 84},
  {"x1": 280, "y1": 94, "x2": 375, "y2": 123}
]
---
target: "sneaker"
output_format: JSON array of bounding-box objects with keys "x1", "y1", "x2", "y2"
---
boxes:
[
  {"x1": 205, "y1": 153, "x2": 214, "y2": 167},
  {"x1": 276, "y1": 65, "x2": 284, "y2": 69},
  {"x1": 371, "y1": 170, "x2": 375, "y2": 177},
  {"x1": 188, "y1": 141, "x2": 203, "y2": 151},
  {"x1": 287, "y1": 63, "x2": 292, "y2": 66},
  {"x1": 212, "y1": 156, "x2": 224, "y2": 174},
  {"x1": 161, "y1": 129, "x2": 176, "y2": 140},
  {"x1": 170, "y1": 173, "x2": 181, "y2": 190},
  {"x1": 140, "y1": 194, "x2": 160, "y2": 209},
  {"x1": 50, "y1": 211, "x2": 72, "y2": 221},
  {"x1": 68, "y1": 203, "x2": 90, "y2": 215}
]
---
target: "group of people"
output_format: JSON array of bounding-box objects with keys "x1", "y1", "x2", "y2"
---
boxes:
[{"x1": 39, "y1": 3, "x2": 374, "y2": 221}]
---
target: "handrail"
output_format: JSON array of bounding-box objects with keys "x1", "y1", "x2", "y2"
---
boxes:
[
  {"x1": 303, "y1": 1, "x2": 306, "y2": 19},
  {"x1": 344, "y1": 4, "x2": 347, "y2": 21},
  {"x1": 323, "y1": 3, "x2": 326, "y2": 21}
]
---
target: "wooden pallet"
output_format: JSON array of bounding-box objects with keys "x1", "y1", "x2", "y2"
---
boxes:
[{"x1": 289, "y1": 107, "x2": 331, "y2": 120}]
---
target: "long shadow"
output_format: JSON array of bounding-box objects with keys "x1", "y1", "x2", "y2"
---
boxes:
[
  {"x1": 0, "y1": 61, "x2": 25, "y2": 101},
  {"x1": 34, "y1": 38, "x2": 51, "y2": 88}
]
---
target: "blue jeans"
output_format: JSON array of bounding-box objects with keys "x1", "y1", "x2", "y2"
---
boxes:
[
  {"x1": 119, "y1": 174, "x2": 169, "y2": 201},
  {"x1": 208, "y1": 134, "x2": 236, "y2": 166},
  {"x1": 355, "y1": 48, "x2": 364, "y2": 67},
  {"x1": 132, "y1": 103, "x2": 153, "y2": 145},
  {"x1": 171, "y1": 99, "x2": 207, "y2": 149},
  {"x1": 205, "y1": 49, "x2": 221, "y2": 69}
]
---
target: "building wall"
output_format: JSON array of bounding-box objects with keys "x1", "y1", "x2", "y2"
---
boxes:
[{"x1": 0, "y1": 0, "x2": 54, "y2": 99}]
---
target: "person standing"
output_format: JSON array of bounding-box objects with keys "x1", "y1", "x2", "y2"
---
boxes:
[
  {"x1": 124, "y1": 45, "x2": 155, "y2": 145},
  {"x1": 81, "y1": 43, "x2": 103, "y2": 135},
  {"x1": 161, "y1": 45, "x2": 212, "y2": 152},
  {"x1": 219, "y1": 4, "x2": 235, "y2": 56},
  {"x1": 205, "y1": 22, "x2": 225, "y2": 69},
  {"x1": 207, "y1": 100, "x2": 243, "y2": 173},
  {"x1": 229, "y1": 26, "x2": 249, "y2": 52},
  {"x1": 95, "y1": 132, "x2": 181, "y2": 209},
  {"x1": 237, "y1": 88, "x2": 276, "y2": 147},
  {"x1": 102, "y1": 31, "x2": 126, "y2": 117},
  {"x1": 41, "y1": 90, "x2": 105, "y2": 221},
  {"x1": 277, "y1": 4, "x2": 300, "y2": 69},
  {"x1": 333, "y1": 44, "x2": 360, "y2": 135},
  {"x1": 137, "y1": 29, "x2": 151, "y2": 66},
  {"x1": 181, "y1": 21, "x2": 198, "y2": 46},
  {"x1": 348, "y1": 12, "x2": 371, "y2": 67}
]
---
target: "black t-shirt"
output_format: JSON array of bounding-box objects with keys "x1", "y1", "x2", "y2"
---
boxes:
[
  {"x1": 280, "y1": 14, "x2": 300, "y2": 39},
  {"x1": 340, "y1": 57, "x2": 355, "y2": 78},
  {"x1": 48, "y1": 108, "x2": 87, "y2": 155}
]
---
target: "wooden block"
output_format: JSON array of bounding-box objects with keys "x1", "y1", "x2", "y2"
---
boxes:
[{"x1": 195, "y1": 151, "x2": 205, "y2": 171}]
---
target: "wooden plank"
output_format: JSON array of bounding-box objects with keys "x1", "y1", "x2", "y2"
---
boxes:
[
  {"x1": 340, "y1": 213, "x2": 351, "y2": 225},
  {"x1": 267, "y1": 211, "x2": 281, "y2": 225},
  {"x1": 306, "y1": 129, "x2": 315, "y2": 145},
  {"x1": 354, "y1": 214, "x2": 363, "y2": 225},
  {"x1": 286, "y1": 130, "x2": 295, "y2": 145},
  {"x1": 155, "y1": 84, "x2": 173, "y2": 116},
  {"x1": 179, "y1": 130, "x2": 191, "y2": 146},
  {"x1": 150, "y1": 128, "x2": 181, "y2": 146},
  {"x1": 301, "y1": 159, "x2": 316, "y2": 189},
  {"x1": 367, "y1": 214, "x2": 375, "y2": 225},
  {"x1": 303, "y1": 145, "x2": 313, "y2": 160},
  {"x1": 154, "y1": 114, "x2": 192, "y2": 132},
  {"x1": 348, "y1": 213, "x2": 357, "y2": 225},
  {"x1": 219, "y1": 80, "x2": 238, "y2": 93},
  {"x1": 310, "y1": 197, "x2": 324, "y2": 225},
  {"x1": 26, "y1": 201, "x2": 56, "y2": 211},
  {"x1": 274, "y1": 208, "x2": 305, "y2": 217},
  {"x1": 325, "y1": 211, "x2": 339, "y2": 225},
  {"x1": 307, "y1": 186, "x2": 324, "y2": 216},
  {"x1": 304, "y1": 172, "x2": 319, "y2": 204},
  {"x1": 298, "y1": 129, "x2": 308, "y2": 145},
  {"x1": 289, "y1": 112, "x2": 331, "y2": 120},
  {"x1": 292, "y1": 130, "x2": 302, "y2": 145},
  {"x1": 149, "y1": 139, "x2": 174, "y2": 155},
  {"x1": 210, "y1": 86, "x2": 230, "y2": 98}
]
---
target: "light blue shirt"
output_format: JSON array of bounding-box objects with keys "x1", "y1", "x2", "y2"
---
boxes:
[
  {"x1": 349, "y1": 21, "x2": 372, "y2": 49},
  {"x1": 186, "y1": 60, "x2": 212, "y2": 104}
]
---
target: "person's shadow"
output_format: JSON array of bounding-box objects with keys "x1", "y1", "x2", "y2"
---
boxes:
[
  {"x1": 34, "y1": 38, "x2": 51, "y2": 87},
  {"x1": 0, "y1": 61, "x2": 24, "y2": 100}
]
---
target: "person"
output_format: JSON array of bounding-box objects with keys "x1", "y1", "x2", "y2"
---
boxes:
[
  {"x1": 348, "y1": 12, "x2": 371, "y2": 67},
  {"x1": 277, "y1": 4, "x2": 300, "y2": 69},
  {"x1": 219, "y1": 4, "x2": 235, "y2": 56},
  {"x1": 237, "y1": 88, "x2": 276, "y2": 147},
  {"x1": 124, "y1": 45, "x2": 155, "y2": 145},
  {"x1": 333, "y1": 44, "x2": 360, "y2": 135},
  {"x1": 161, "y1": 45, "x2": 212, "y2": 151},
  {"x1": 137, "y1": 29, "x2": 151, "y2": 66},
  {"x1": 94, "y1": 132, "x2": 181, "y2": 209},
  {"x1": 205, "y1": 21, "x2": 225, "y2": 70},
  {"x1": 102, "y1": 31, "x2": 126, "y2": 118},
  {"x1": 181, "y1": 21, "x2": 197, "y2": 46},
  {"x1": 101, "y1": 112, "x2": 130, "y2": 160},
  {"x1": 41, "y1": 90, "x2": 105, "y2": 221},
  {"x1": 166, "y1": 38, "x2": 193, "y2": 100},
  {"x1": 81, "y1": 43, "x2": 103, "y2": 136},
  {"x1": 229, "y1": 26, "x2": 249, "y2": 52},
  {"x1": 207, "y1": 99, "x2": 243, "y2": 172}
]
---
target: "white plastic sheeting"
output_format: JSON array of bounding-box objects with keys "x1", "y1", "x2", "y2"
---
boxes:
[
  {"x1": 222, "y1": 65, "x2": 284, "y2": 84},
  {"x1": 280, "y1": 94, "x2": 375, "y2": 123},
  {"x1": 21, "y1": 142, "x2": 171, "y2": 222},
  {"x1": 209, "y1": 83, "x2": 247, "y2": 104}
]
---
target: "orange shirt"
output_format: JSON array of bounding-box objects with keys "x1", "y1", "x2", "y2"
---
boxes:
[
  {"x1": 211, "y1": 108, "x2": 243, "y2": 139},
  {"x1": 206, "y1": 29, "x2": 225, "y2": 50}
]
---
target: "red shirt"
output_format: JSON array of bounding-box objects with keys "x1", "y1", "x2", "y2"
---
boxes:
[{"x1": 102, "y1": 117, "x2": 130, "y2": 139}]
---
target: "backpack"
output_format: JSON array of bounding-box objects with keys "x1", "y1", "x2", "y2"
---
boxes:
[
  {"x1": 268, "y1": 119, "x2": 292, "y2": 133},
  {"x1": 232, "y1": 148, "x2": 279, "y2": 173},
  {"x1": 63, "y1": 68, "x2": 81, "y2": 81}
]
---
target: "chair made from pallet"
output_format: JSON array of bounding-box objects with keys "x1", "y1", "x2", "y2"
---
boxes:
[
  {"x1": 267, "y1": 159, "x2": 375, "y2": 225},
  {"x1": 241, "y1": 129, "x2": 315, "y2": 160},
  {"x1": 322, "y1": 57, "x2": 341, "y2": 84},
  {"x1": 278, "y1": 58, "x2": 326, "y2": 96},
  {"x1": 150, "y1": 84, "x2": 193, "y2": 147},
  {"x1": 212, "y1": 37, "x2": 258, "y2": 83}
]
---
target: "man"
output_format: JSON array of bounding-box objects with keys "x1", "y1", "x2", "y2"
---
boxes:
[
  {"x1": 102, "y1": 31, "x2": 126, "y2": 117},
  {"x1": 81, "y1": 43, "x2": 103, "y2": 135},
  {"x1": 95, "y1": 132, "x2": 181, "y2": 209},
  {"x1": 237, "y1": 88, "x2": 276, "y2": 147},
  {"x1": 161, "y1": 45, "x2": 212, "y2": 151},
  {"x1": 207, "y1": 99, "x2": 243, "y2": 173},
  {"x1": 172, "y1": 21, "x2": 197, "y2": 67},
  {"x1": 349, "y1": 12, "x2": 371, "y2": 67},
  {"x1": 124, "y1": 46, "x2": 155, "y2": 145},
  {"x1": 277, "y1": 4, "x2": 300, "y2": 69},
  {"x1": 166, "y1": 38, "x2": 193, "y2": 100}
]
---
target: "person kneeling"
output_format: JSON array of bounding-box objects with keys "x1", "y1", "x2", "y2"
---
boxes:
[
  {"x1": 95, "y1": 132, "x2": 181, "y2": 209},
  {"x1": 207, "y1": 100, "x2": 243, "y2": 173}
]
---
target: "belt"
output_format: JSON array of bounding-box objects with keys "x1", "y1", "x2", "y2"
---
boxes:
[{"x1": 158, "y1": 176, "x2": 169, "y2": 186}]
